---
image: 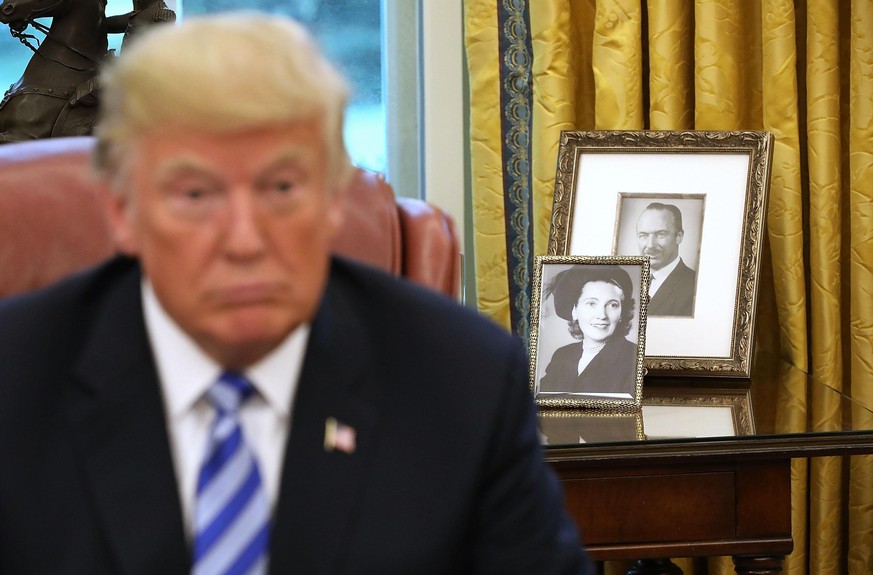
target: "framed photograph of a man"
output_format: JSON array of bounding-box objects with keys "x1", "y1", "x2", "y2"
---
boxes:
[
  {"x1": 548, "y1": 130, "x2": 773, "y2": 378},
  {"x1": 529, "y1": 255, "x2": 649, "y2": 409},
  {"x1": 614, "y1": 194, "x2": 705, "y2": 318}
]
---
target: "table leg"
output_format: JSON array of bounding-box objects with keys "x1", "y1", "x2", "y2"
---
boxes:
[
  {"x1": 732, "y1": 555, "x2": 784, "y2": 574},
  {"x1": 625, "y1": 559, "x2": 683, "y2": 575}
]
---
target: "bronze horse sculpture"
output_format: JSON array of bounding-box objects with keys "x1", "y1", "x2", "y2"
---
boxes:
[{"x1": 0, "y1": 0, "x2": 174, "y2": 143}]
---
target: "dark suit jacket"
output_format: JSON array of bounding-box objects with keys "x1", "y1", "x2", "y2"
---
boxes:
[
  {"x1": 539, "y1": 336, "x2": 638, "y2": 396},
  {"x1": 648, "y1": 259, "x2": 697, "y2": 317},
  {"x1": 0, "y1": 256, "x2": 593, "y2": 575}
]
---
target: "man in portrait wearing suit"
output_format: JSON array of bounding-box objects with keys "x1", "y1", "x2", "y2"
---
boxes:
[
  {"x1": 636, "y1": 202, "x2": 698, "y2": 317},
  {"x1": 0, "y1": 13, "x2": 593, "y2": 575}
]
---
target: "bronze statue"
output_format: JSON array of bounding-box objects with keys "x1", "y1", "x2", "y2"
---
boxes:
[
  {"x1": 0, "y1": 0, "x2": 175, "y2": 144},
  {"x1": 106, "y1": 0, "x2": 176, "y2": 53}
]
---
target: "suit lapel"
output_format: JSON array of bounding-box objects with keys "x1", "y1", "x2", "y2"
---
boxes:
[
  {"x1": 269, "y1": 271, "x2": 380, "y2": 575},
  {"x1": 65, "y1": 263, "x2": 189, "y2": 575},
  {"x1": 650, "y1": 259, "x2": 693, "y2": 315}
]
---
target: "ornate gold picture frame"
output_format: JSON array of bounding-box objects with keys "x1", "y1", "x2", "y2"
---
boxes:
[
  {"x1": 548, "y1": 130, "x2": 773, "y2": 378},
  {"x1": 529, "y1": 255, "x2": 649, "y2": 410}
]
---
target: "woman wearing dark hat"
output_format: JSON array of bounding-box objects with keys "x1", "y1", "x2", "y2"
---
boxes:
[{"x1": 539, "y1": 265, "x2": 638, "y2": 396}]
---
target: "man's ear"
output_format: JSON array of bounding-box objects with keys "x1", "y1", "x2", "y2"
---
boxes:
[
  {"x1": 676, "y1": 229, "x2": 684, "y2": 244},
  {"x1": 101, "y1": 186, "x2": 139, "y2": 256}
]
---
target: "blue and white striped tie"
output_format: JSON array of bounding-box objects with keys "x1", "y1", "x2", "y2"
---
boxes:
[{"x1": 192, "y1": 372, "x2": 270, "y2": 575}]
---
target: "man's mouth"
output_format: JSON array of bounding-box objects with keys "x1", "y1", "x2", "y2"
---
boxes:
[{"x1": 217, "y1": 283, "x2": 279, "y2": 305}]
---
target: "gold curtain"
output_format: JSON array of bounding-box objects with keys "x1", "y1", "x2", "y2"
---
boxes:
[{"x1": 464, "y1": 0, "x2": 873, "y2": 573}]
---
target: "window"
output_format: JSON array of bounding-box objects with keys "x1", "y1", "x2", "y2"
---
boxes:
[
  {"x1": 183, "y1": 0, "x2": 385, "y2": 175},
  {"x1": 0, "y1": 30, "x2": 25, "y2": 90},
  {"x1": 0, "y1": 0, "x2": 385, "y2": 175},
  {"x1": 0, "y1": 0, "x2": 130, "y2": 95}
]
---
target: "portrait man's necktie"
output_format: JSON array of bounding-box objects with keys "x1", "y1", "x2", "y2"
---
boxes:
[{"x1": 193, "y1": 372, "x2": 270, "y2": 575}]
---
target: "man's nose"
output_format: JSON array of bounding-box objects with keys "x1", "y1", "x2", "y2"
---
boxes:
[{"x1": 224, "y1": 192, "x2": 267, "y2": 259}]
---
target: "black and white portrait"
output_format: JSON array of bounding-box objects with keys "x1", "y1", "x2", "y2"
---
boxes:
[
  {"x1": 615, "y1": 194, "x2": 704, "y2": 318},
  {"x1": 531, "y1": 257, "x2": 647, "y2": 407}
]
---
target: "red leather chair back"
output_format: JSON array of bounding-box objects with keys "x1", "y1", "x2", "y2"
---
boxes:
[{"x1": 0, "y1": 137, "x2": 460, "y2": 299}]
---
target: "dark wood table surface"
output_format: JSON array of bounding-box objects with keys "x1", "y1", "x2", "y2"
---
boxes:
[{"x1": 539, "y1": 354, "x2": 873, "y2": 575}]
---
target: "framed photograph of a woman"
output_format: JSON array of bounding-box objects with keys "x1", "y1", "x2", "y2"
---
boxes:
[{"x1": 530, "y1": 255, "x2": 649, "y2": 409}]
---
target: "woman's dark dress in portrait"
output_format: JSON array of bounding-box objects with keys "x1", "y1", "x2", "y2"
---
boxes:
[{"x1": 539, "y1": 337, "x2": 637, "y2": 396}]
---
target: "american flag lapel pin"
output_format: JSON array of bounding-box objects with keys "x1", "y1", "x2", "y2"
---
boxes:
[{"x1": 324, "y1": 417, "x2": 357, "y2": 454}]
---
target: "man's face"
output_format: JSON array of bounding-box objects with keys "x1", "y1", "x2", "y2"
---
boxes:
[
  {"x1": 106, "y1": 122, "x2": 343, "y2": 368},
  {"x1": 636, "y1": 208, "x2": 682, "y2": 271}
]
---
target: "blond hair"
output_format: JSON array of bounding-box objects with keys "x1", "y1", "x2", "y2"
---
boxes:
[{"x1": 94, "y1": 12, "x2": 352, "y2": 191}]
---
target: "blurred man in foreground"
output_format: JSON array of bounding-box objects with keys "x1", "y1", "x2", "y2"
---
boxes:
[{"x1": 0, "y1": 13, "x2": 594, "y2": 575}]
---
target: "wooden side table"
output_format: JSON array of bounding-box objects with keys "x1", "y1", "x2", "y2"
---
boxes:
[{"x1": 541, "y1": 358, "x2": 873, "y2": 575}]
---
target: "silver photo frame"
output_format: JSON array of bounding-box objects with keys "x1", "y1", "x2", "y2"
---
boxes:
[{"x1": 529, "y1": 255, "x2": 649, "y2": 410}]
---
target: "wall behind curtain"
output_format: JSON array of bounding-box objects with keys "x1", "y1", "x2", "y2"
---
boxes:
[{"x1": 464, "y1": 1, "x2": 873, "y2": 574}]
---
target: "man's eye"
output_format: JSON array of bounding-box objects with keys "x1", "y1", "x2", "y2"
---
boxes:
[
  {"x1": 184, "y1": 187, "x2": 208, "y2": 200},
  {"x1": 263, "y1": 174, "x2": 304, "y2": 210},
  {"x1": 163, "y1": 178, "x2": 221, "y2": 218},
  {"x1": 164, "y1": 175, "x2": 217, "y2": 201},
  {"x1": 272, "y1": 180, "x2": 295, "y2": 194}
]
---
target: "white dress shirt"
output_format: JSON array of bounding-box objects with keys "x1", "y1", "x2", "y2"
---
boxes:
[
  {"x1": 648, "y1": 256, "x2": 681, "y2": 296},
  {"x1": 141, "y1": 280, "x2": 308, "y2": 538}
]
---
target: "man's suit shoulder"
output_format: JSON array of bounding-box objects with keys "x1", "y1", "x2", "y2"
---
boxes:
[
  {"x1": 649, "y1": 259, "x2": 697, "y2": 316},
  {"x1": 674, "y1": 259, "x2": 696, "y2": 280},
  {"x1": 0, "y1": 257, "x2": 140, "y2": 437},
  {"x1": 0, "y1": 257, "x2": 134, "y2": 351}
]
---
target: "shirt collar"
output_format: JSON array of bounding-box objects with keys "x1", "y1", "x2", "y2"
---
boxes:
[
  {"x1": 141, "y1": 280, "x2": 308, "y2": 418},
  {"x1": 653, "y1": 255, "x2": 681, "y2": 280}
]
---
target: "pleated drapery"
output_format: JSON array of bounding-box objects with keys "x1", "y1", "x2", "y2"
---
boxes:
[{"x1": 464, "y1": 1, "x2": 873, "y2": 574}]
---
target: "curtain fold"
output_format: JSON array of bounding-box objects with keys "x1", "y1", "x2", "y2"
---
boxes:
[
  {"x1": 592, "y1": 0, "x2": 643, "y2": 129},
  {"x1": 805, "y1": 1, "x2": 845, "y2": 573},
  {"x1": 694, "y1": 0, "x2": 755, "y2": 129},
  {"x1": 464, "y1": 0, "x2": 873, "y2": 573},
  {"x1": 465, "y1": 0, "x2": 510, "y2": 329},
  {"x1": 530, "y1": 0, "x2": 584, "y2": 264},
  {"x1": 647, "y1": 0, "x2": 693, "y2": 130},
  {"x1": 848, "y1": 1, "x2": 873, "y2": 573},
  {"x1": 761, "y1": 0, "x2": 808, "y2": 372},
  {"x1": 758, "y1": 6, "x2": 812, "y2": 572}
]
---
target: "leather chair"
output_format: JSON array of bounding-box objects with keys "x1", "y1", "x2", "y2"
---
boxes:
[{"x1": 0, "y1": 137, "x2": 460, "y2": 299}]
